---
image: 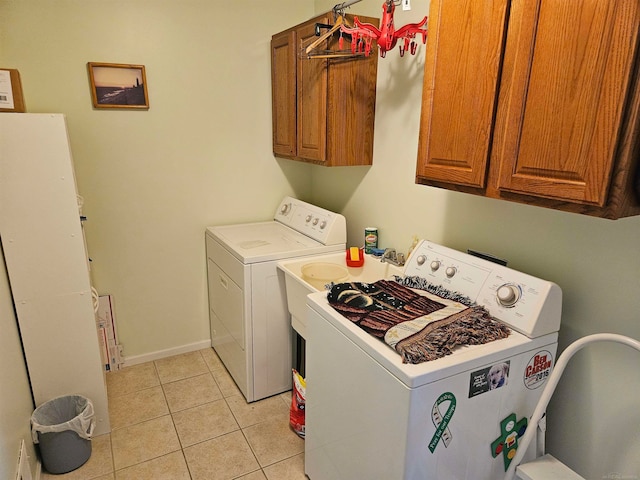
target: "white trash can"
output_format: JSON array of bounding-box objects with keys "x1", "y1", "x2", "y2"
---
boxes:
[{"x1": 31, "y1": 395, "x2": 95, "y2": 474}]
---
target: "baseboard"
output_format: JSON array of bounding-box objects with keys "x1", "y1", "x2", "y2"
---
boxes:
[{"x1": 122, "y1": 339, "x2": 212, "y2": 366}]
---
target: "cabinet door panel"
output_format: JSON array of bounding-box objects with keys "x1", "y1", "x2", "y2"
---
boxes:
[
  {"x1": 416, "y1": 0, "x2": 508, "y2": 187},
  {"x1": 326, "y1": 15, "x2": 378, "y2": 167},
  {"x1": 271, "y1": 31, "x2": 297, "y2": 157},
  {"x1": 496, "y1": 0, "x2": 640, "y2": 205},
  {"x1": 297, "y1": 20, "x2": 328, "y2": 163}
]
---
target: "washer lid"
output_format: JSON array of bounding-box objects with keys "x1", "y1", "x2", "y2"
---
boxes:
[
  {"x1": 307, "y1": 291, "x2": 557, "y2": 389},
  {"x1": 207, "y1": 222, "x2": 343, "y2": 263}
]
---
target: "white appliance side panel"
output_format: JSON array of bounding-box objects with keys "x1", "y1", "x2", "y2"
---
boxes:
[
  {"x1": 250, "y1": 261, "x2": 293, "y2": 400},
  {"x1": 205, "y1": 227, "x2": 344, "y2": 403},
  {"x1": 209, "y1": 308, "x2": 249, "y2": 400},
  {"x1": 0, "y1": 113, "x2": 110, "y2": 435},
  {"x1": 306, "y1": 307, "x2": 557, "y2": 480},
  {"x1": 14, "y1": 293, "x2": 109, "y2": 433},
  {"x1": 206, "y1": 260, "x2": 251, "y2": 401},
  {"x1": 415, "y1": 343, "x2": 556, "y2": 480},
  {"x1": 207, "y1": 259, "x2": 245, "y2": 350},
  {"x1": 0, "y1": 114, "x2": 90, "y2": 300},
  {"x1": 306, "y1": 307, "x2": 412, "y2": 480},
  {"x1": 206, "y1": 232, "x2": 245, "y2": 287}
]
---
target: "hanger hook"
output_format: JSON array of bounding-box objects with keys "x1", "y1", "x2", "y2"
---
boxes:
[{"x1": 333, "y1": 0, "x2": 362, "y2": 17}]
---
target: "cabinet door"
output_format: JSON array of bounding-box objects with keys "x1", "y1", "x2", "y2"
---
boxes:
[
  {"x1": 271, "y1": 30, "x2": 297, "y2": 158},
  {"x1": 416, "y1": 0, "x2": 509, "y2": 187},
  {"x1": 495, "y1": 0, "x2": 640, "y2": 206},
  {"x1": 297, "y1": 19, "x2": 328, "y2": 163},
  {"x1": 326, "y1": 14, "x2": 378, "y2": 167}
]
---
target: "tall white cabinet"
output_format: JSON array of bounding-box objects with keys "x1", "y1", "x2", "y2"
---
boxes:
[{"x1": 0, "y1": 113, "x2": 110, "y2": 435}]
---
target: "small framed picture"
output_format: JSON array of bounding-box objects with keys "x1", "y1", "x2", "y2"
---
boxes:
[
  {"x1": 0, "y1": 68, "x2": 26, "y2": 112},
  {"x1": 87, "y1": 62, "x2": 149, "y2": 109}
]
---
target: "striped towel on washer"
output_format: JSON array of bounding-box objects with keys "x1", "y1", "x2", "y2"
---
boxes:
[{"x1": 326, "y1": 277, "x2": 510, "y2": 364}]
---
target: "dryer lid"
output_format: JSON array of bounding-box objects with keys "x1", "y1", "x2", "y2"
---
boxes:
[{"x1": 207, "y1": 222, "x2": 342, "y2": 263}]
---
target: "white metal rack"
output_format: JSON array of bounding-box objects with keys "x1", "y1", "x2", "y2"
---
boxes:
[{"x1": 508, "y1": 333, "x2": 640, "y2": 480}]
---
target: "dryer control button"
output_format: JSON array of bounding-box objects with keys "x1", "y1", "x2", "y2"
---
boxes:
[{"x1": 497, "y1": 284, "x2": 520, "y2": 307}]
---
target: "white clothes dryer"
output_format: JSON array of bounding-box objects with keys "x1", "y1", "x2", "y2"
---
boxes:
[
  {"x1": 304, "y1": 240, "x2": 562, "y2": 480},
  {"x1": 205, "y1": 197, "x2": 346, "y2": 402}
]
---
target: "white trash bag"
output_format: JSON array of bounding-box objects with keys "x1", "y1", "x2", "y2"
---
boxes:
[
  {"x1": 31, "y1": 395, "x2": 95, "y2": 474},
  {"x1": 31, "y1": 394, "x2": 95, "y2": 442}
]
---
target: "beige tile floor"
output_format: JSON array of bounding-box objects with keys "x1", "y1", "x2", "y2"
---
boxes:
[{"x1": 42, "y1": 348, "x2": 306, "y2": 480}]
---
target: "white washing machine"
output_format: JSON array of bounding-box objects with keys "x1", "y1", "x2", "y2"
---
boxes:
[
  {"x1": 205, "y1": 197, "x2": 346, "y2": 402},
  {"x1": 305, "y1": 240, "x2": 562, "y2": 480}
]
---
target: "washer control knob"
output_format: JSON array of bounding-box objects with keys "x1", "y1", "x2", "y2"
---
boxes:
[
  {"x1": 280, "y1": 203, "x2": 291, "y2": 215},
  {"x1": 416, "y1": 255, "x2": 426, "y2": 266},
  {"x1": 497, "y1": 284, "x2": 521, "y2": 307},
  {"x1": 305, "y1": 215, "x2": 312, "y2": 223},
  {"x1": 430, "y1": 260, "x2": 441, "y2": 272},
  {"x1": 312, "y1": 218, "x2": 319, "y2": 226},
  {"x1": 445, "y1": 266, "x2": 457, "y2": 278},
  {"x1": 320, "y1": 220, "x2": 327, "y2": 229}
]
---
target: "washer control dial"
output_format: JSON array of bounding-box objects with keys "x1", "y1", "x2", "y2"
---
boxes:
[
  {"x1": 280, "y1": 203, "x2": 292, "y2": 215},
  {"x1": 416, "y1": 255, "x2": 426, "y2": 266},
  {"x1": 497, "y1": 284, "x2": 521, "y2": 307},
  {"x1": 305, "y1": 214, "x2": 312, "y2": 223},
  {"x1": 430, "y1": 260, "x2": 441, "y2": 272},
  {"x1": 445, "y1": 266, "x2": 457, "y2": 278}
]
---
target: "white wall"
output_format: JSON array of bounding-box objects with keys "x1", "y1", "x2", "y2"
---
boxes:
[
  {"x1": 0, "y1": 0, "x2": 315, "y2": 361},
  {"x1": 312, "y1": 0, "x2": 640, "y2": 478}
]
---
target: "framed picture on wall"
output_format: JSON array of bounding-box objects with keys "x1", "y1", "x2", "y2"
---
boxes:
[
  {"x1": 87, "y1": 62, "x2": 149, "y2": 109},
  {"x1": 0, "y1": 68, "x2": 26, "y2": 112}
]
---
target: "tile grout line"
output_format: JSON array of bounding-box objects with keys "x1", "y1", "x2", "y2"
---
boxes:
[
  {"x1": 156, "y1": 359, "x2": 194, "y2": 480},
  {"x1": 202, "y1": 349, "x2": 269, "y2": 479},
  {"x1": 102, "y1": 349, "x2": 302, "y2": 480},
  {"x1": 207, "y1": 347, "x2": 266, "y2": 479},
  {"x1": 162, "y1": 356, "x2": 210, "y2": 480}
]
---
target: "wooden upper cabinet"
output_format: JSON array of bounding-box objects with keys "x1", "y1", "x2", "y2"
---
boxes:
[
  {"x1": 271, "y1": 13, "x2": 379, "y2": 166},
  {"x1": 416, "y1": 0, "x2": 509, "y2": 187},
  {"x1": 494, "y1": 0, "x2": 640, "y2": 206},
  {"x1": 416, "y1": 0, "x2": 640, "y2": 219},
  {"x1": 271, "y1": 30, "x2": 297, "y2": 158},
  {"x1": 296, "y1": 18, "x2": 328, "y2": 163}
]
